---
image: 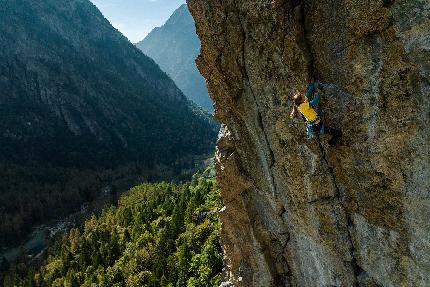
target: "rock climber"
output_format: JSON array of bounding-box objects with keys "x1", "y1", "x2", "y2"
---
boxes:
[{"x1": 290, "y1": 82, "x2": 342, "y2": 146}]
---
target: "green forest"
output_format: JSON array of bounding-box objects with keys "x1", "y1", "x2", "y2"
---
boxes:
[{"x1": 2, "y1": 168, "x2": 223, "y2": 287}]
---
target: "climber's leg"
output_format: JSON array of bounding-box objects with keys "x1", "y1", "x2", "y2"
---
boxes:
[
  {"x1": 323, "y1": 126, "x2": 342, "y2": 146},
  {"x1": 310, "y1": 123, "x2": 341, "y2": 145},
  {"x1": 306, "y1": 122, "x2": 315, "y2": 139},
  {"x1": 312, "y1": 122, "x2": 322, "y2": 139}
]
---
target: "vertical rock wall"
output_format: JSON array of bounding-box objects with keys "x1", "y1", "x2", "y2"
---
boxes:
[{"x1": 188, "y1": 0, "x2": 429, "y2": 286}]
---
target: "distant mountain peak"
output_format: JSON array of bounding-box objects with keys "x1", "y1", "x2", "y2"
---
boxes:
[
  {"x1": 136, "y1": 4, "x2": 213, "y2": 112},
  {"x1": 164, "y1": 4, "x2": 190, "y2": 26}
]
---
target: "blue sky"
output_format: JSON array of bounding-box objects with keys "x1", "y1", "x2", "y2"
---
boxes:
[{"x1": 90, "y1": 0, "x2": 186, "y2": 43}]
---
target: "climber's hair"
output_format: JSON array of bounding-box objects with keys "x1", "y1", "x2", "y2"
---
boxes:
[{"x1": 293, "y1": 93, "x2": 305, "y2": 106}]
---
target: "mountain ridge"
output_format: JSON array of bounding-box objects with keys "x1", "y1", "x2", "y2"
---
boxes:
[
  {"x1": 136, "y1": 4, "x2": 213, "y2": 112},
  {"x1": 0, "y1": 0, "x2": 216, "y2": 247}
]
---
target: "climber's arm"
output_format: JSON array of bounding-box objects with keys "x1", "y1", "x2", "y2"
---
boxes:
[
  {"x1": 309, "y1": 90, "x2": 320, "y2": 108},
  {"x1": 290, "y1": 105, "x2": 300, "y2": 119},
  {"x1": 305, "y1": 83, "x2": 314, "y2": 101}
]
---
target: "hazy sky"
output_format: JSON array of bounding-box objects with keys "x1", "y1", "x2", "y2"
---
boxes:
[{"x1": 90, "y1": 0, "x2": 186, "y2": 43}]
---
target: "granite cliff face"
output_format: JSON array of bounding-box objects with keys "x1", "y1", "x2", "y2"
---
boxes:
[{"x1": 188, "y1": 0, "x2": 429, "y2": 286}]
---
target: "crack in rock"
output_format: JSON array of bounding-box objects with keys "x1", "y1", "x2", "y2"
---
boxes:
[
  {"x1": 236, "y1": 9, "x2": 277, "y2": 198},
  {"x1": 299, "y1": 0, "x2": 362, "y2": 283}
]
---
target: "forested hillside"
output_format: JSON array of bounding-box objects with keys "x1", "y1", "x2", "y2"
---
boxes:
[
  {"x1": 136, "y1": 4, "x2": 213, "y2": 112},
  {"x1": 0, "y1": 0, "x2": 217, "y2": 248},
  {"x1": 2, "y1": 168, "x2": 222, "y2": 286}
]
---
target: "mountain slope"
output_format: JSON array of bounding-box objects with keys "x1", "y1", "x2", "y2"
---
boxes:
[
  {"x1": 0, "y1": 0, "x2": 216, "y2": 247},
  {"x1": 189, "y1": 0, "x2": 429, "y2": 286},
  {"x1": 136, "y1": 4, "x2": 213, "y2": 112}
]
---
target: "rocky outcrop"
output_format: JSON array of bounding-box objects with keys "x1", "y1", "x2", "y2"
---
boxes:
[{"x1": 188, "y1": 0, "x2": 429, "y2": 286}]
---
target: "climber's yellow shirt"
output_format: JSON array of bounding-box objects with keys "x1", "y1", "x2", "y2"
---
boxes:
[{"x1": 298, "y1": 101, "x2": 320, "y2": 124}]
